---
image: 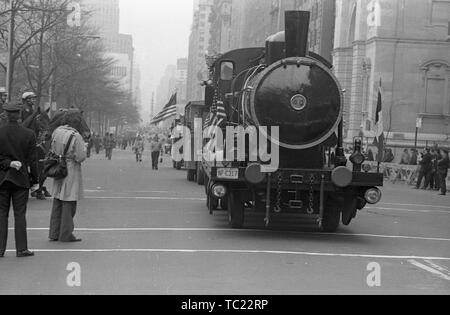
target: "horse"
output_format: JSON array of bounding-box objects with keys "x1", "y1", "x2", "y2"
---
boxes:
[
  {"x1": 33, "y1": 108, "x2": 91, "y2": 200},
  {"x1": 49, "y1": 109, "x2": 91, "y2": 140}
]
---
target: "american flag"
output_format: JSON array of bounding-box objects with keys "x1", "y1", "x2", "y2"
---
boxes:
[
  {"x1": 151, "y1": 93, "x2": 177, "y2": 125},
  {"x1": 373, "y1": 82, "x2": 385, "y2": 163}
]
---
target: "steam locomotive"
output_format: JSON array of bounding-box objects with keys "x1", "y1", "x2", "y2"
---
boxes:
[{"x1": 201, "y1": 11, "x2": 383, "y2": 232}]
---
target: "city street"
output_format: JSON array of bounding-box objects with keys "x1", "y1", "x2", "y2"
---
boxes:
[{"x1": 0, "y1": 149, "x2": 449, "y2": 295}]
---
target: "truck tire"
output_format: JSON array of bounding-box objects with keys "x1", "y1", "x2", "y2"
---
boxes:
[
  {"x1": 207, "y1": 194, "x2": 219, "y2": 213},
  {"x1": 322, "y1": 205, "x2": 341, "y2": 233},
  {"x1": 197, "y1": 165, "x2": 205, "y2": 185},
  {"x1": 342, "y1": 199, "x2": 358, "y2": 226},
  {"x1": 228, "y1": 191, "x2": 245, "y2": 229},
  {"x1": 187, "y1": 169, "x2": 196, "y2": 182}
]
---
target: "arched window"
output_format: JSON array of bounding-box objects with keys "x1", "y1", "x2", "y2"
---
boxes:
[{"x1": 420, "y1": 60, "x2": 450, "y2": 116}]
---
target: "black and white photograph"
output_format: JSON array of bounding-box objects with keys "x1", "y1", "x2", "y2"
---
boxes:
[{"x1": 0, "y1": 0, "x2": 449, "y2": 299}]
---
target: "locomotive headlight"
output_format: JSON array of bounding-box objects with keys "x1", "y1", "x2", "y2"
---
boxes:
[
  {"x1": 212, "y1": 184, "x2": 227, "y2": 198},
  {"x1": 365, "y1": 188, "x2": 382, "y2": 205}
]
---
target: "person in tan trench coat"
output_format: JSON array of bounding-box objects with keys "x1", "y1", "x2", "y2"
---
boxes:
[{"x1": 49, "y1": 123, "x2": 87, "y2": 242}]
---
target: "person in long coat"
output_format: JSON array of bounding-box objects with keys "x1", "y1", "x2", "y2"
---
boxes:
[
  {"x1": 49, "y1": 121, "x2": 86, "y2": 243},
  {"x1": 415, "y1": 149, "x2": 433, "y2": 189},
  {"x1": 437, "y1": 149, "x2": 449, "y2": 196}
]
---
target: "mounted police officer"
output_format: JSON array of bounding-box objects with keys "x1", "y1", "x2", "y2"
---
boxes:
[
  {"x1": 0, "y1": 102, "x2": 39, "y2": 258},
  {"x1": 21, "y1": 92, "x2": 37, "y2": 123},
  {"x1": 0, "y1": 87, "x2": 7, "y2": 110}
]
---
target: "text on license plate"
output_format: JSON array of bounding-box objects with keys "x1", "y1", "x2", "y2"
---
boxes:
[{"x1": 217, "y1": 168, "x2": 239, "y2": 179}]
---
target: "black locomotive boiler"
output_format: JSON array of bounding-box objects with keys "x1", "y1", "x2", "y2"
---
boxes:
[{"x1": 201, "y1": 11, "x2": 383, "y2": 232}]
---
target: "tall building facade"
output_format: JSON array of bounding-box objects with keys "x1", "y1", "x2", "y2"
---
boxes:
[
  {"x1": 132, "y1": 65, "x2": 142, "y2": 107},
  {"x1": 334, "y1": 0, "x2": 450, "y2": 147},
  {"x1": 156, "y1": 64, "x2": 177, "y2": 111},
  {"x1": 214, "y1": 0, "x2": 335, "y2": 62},
  {"x1": 187, "y1": 0, "x2": 213, "y2": 101},
  {"x1": 176, "y1": 58, "x2": 188, "y2": 104},
  {"x1": 82, "y1": 0, "x2": 134, "y2": 94},
  {"x1": 83, "y1": 0, "x2": 120, "y2": 37},
  {"x1": 209, "y1": 0, "x2": 233, "y2": 54}
]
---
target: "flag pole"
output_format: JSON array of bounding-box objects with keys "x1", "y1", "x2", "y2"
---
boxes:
[{"x1": 377, "y1": 78, "x2": 382, "y2": 173}]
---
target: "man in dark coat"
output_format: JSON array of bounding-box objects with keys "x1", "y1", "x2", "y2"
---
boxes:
[
  {"x1": 0, "y1": 102, "x2": 39, "y2": 258},
  {"x1": 437, "y1": 150, "x2": 449, "y2": 196},
  {"x1": 415, "y1": 148, "x2": 433, "y2": 189},
  {"x1": 104, "y1": 133, "x2": 115, "y2": 160},
  {"x1": 409, "y1": 149, "x2": 418, "y2": 166}
]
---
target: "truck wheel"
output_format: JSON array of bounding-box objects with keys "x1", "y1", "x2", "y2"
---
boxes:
[
  {"x1": 322, "y1": 205, "x2": 341, "y2": 233},
  {"x1": 187, "y1": 169, "x2": 196, "y2": 182},
  {"x1": 197, "y1": 165, "x2": 205, "y2": 185},
  {"x1": 342, "y1": 199, "x2": 358, "y2": 226},
  {"x1": 204, "y1": 177, "x2": 209, "y2": 195},
  {"x1": 228, "y1": 191, "x2": 245, "y2": 229},
  {"x1": 207, "y1": 194, "x2": 219, "y2": 213}
]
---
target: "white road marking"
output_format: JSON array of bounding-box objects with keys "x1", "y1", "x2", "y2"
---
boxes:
[
  {"x1": 366, "y1": 207, "x2": 450, "y2": 214},
  {"x1": 424, "y1": 260, "x2": 450, "y2": 274},
  {"x1": 85, "y1": 196, "x2": 206, "y2": 201},
  {"x1": 15, "y1": 227, "x2": 450, "y2": 242},
  {"x1": 380, "y1": 203, "x2": 450, "y2": 210},
  {"x1": 130, "y1": 191, "x2": 170, "y2": 194},
  {"x1": 408, "y1": 260, "x2": 450, "y2": 281},
  {"x1": 3, "y1": 248, "x2": 450, "y2": 261},
  {"x1": 85, "y1": 190, "x2": 171, "y2": 194},
  {"x1": 82, "y1": 196, "x2": 450, "y2": 214}
]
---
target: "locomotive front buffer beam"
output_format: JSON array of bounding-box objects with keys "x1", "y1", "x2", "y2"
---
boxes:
[{"x1": 208, "y1": 165, "x2": 383, "y2": 230}]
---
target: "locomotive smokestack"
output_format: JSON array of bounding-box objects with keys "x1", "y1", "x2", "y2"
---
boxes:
[{"x1": 285, "y1": 11, "x2": 310, "y2": 58}]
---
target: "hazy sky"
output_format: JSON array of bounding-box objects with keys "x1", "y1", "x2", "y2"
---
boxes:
[{"x1": 119, "y1": 0, "x2": 194, "y2": 114}]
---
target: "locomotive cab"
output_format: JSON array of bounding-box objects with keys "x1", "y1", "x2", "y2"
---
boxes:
[{"x1": 202, "y1": 11, "x2": 383, "y2": 232}]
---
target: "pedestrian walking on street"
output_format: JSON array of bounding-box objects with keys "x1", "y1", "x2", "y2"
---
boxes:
[
  {"x1": 49, "y1": 114, "x2": 87, "y2": 243},
  {"x1": 93, "y1": 134, "x2": 101, "y2": 154},
  {"x1": 134, "y1": 136, "x2": 145, "y2": 163},
  {"x1": 0, "y1": 102, "x2": 39, "y2": 258},
  {"x1": 410, "y1": 149, "x2": 418, "y2": 166},
  {"x1": 400, "y1": 149, "x2": 411, "y2": 165},
  {"x1": 429, "y1": 149, "x2": 438, "y2": 190},
  {"x1": 415, "y1": 148, "x2": 433, "y2": 189},
  {"x1": 437, "y1": 149, "x2": 449, "y2": 196},
  {"x1": 150, "y1": 136, "x2": 162, "y2": 170},
  {"x1": 104, "y1": 133, "x2": 115, "y2": 160},
  {"x1": 86, "y1": 136, "x2": 94, "y2": 158}
]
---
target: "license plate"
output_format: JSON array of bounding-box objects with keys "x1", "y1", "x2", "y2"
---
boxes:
[{"x1": 217, "y1": 168, "x2": 239, "y2": 180}]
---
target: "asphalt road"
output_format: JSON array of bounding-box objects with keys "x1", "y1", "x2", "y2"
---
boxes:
[{"x1": 0, "y1": 149, "x2": 449, "y2": 295}]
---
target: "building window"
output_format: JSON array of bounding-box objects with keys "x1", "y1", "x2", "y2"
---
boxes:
[
  {"x1": 429, "y1": 0, "x2": 450, "y2": 26},
  {"x1": 421, "y1": 60, "x2": 450, "y2": 116}
]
